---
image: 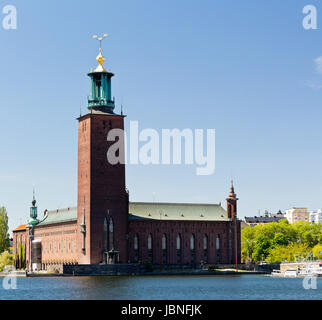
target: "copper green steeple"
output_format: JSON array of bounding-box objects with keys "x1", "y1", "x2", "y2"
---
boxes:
[{"x1": 28, "y1": 190, "x2": 39, "y2": 227}]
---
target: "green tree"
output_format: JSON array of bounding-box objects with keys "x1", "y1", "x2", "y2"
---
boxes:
[
  {"x1": 293, "y1": 221, "x2": 321, "y2": 247},
  {"x1": 241, "y1": 220, "x2": 321, "y2": 263},
  {"x1": 252, "y1": 235, "x2": 271, "y2": 262},
  {"x1": 241, "y1": 225, "x2": 256, "y2": 263},
  {"x1": 0, "y1": 207, "x2": 9, "y2": 253},
  {"x1": 273, "y1": 233, "x2": 288, "y2": 247},
  {"x1": 267, "y1": 243, "x2": 310, "y2": 263},
  {"x1": 0, "y1": 251, "x2": 12, "y2": 271},
  {"x1": 312, "y1": 244, "x2": 322, "y2": 260}
]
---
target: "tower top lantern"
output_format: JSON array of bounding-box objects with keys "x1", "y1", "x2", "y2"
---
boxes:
[{"x1": 87, "y1": 33, "x2": 116, "y2": 113}]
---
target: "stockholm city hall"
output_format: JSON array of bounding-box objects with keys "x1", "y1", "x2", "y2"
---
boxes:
[{"x1": 13, "y1": 36, "x2": 241, "y2": 274}]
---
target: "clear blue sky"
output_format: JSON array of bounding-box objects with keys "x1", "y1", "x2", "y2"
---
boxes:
[{"x1": 1, "y1": 0, "x2": 322, "y2": 232}]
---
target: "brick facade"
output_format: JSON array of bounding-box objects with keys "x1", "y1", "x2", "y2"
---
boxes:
[
  {"x1": 128, "y1": 220, "x2": 241, "y2": 265},
  {"x1": 34, "y1": 222, "x2": 78, "y2": 266}
]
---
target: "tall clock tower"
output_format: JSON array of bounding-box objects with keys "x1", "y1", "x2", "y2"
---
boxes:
[{"x1": 77, "y1": 40, "x2": 128, "y2": 265}]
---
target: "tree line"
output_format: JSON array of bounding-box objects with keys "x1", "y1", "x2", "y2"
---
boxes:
[
  {"x1": 241, "y1": 219, "x2": 322, "y2": 263},
  {"x1": 0, "y1": 206, "x2": 11, "y2": 271}
]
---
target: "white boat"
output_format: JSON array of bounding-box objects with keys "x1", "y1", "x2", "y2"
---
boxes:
[
  {"x1": 298, "y1": 263, "x2": 322, "y2": 277},
  {"x1": 271, "y1": 269, "x2": 283, "y2": 277},
  {"x1": 284, "y1": 269, "x2": 298, "y2": 278}
]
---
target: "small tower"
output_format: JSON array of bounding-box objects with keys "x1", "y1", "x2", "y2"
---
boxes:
[{"x1": 226, "y1": 181, "x2": 238, "y2": 221}]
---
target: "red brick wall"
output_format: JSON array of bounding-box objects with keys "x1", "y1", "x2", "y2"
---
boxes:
[
  {"x1": 33, "y1": 221, "x2": 78, "y2": 265},
  {"x1": 77, "y1": 115, "x2": 92, "y2": 264},
  {"x1": 13, "y1": 230, "x2": 27, "y2": 250},
  {"x1": 128, "y1": 220, "x2": 241, "y2": 265},
  {"x1": 77, "y1": 113, "x2": 129, "y2": 264}
]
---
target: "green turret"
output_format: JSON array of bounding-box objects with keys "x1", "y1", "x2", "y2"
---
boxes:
[
  {"x1": 28, "y1": 192, "x2": 39, "y2": 227},
  {"x1": 87, "y1": 47, "x2": 115, "y2": 114}
]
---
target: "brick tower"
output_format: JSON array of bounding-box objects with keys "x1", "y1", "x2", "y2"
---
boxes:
[
  {"x1": 77, "y1": 38, "x2": 128, "y2": 265},
  {"x1": 226, "y1": 181, "x2": 240, "y2": 267}
]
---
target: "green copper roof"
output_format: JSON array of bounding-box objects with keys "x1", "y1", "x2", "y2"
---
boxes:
[
  {"x1": 37, "y1": 207, "x2": 77, "y2": 226},
  {"x1": 35, "y1": 202, "x2": 229, "y2": 227},
  {"x1": 129, "y1": 202, "x2": 230, "y2": 222}
]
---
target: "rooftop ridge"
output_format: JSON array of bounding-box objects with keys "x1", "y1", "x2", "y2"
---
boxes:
[
  {"x1": 130, "y1": 202, "x2": 222, "y2": 206},
  {"x1": 46, "y1": 206, "x2": 77, "y2": 213}
]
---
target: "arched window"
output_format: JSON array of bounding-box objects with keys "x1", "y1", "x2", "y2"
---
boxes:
[
  {"x1": 162, "y1": 234, "x2": 167, "y2": 250},
  {"x1": 203, "y1": 235, "x2": 208, "y2": 263},
  {"x1": 216, "y1": 234, "x2": 221, "y2": 263},
  {"x1": 148, "y1": 234, "x2": 152, "y2": 250},
  {"x1": 134, "y1": 234, "x2": 139, "y2": 250},
  {"x1": 109, "y1": 218, "x2": 114, "y2": 250},
  {"x1": 190, "y1": 234, "x2": 195, "y2": 265},
  {"x1": 176, "y1": 234, "x2": 181, "y2": 250},
  {"x1": 134, "y1": 234, "x2": 139, "y2": 263},
  {"x1": 162, "y1": 234, "x2": 167, "y2": 264},
  {"x1": 216, "y1": 235, "x2": 220, "y2": 250},
  {"x1": 203, "y1": 235, "x2": 208, "y2": 250},
  {"x1": 177, "y1": 234, "x2": 182, "y2": 264},
  {"x1": 103, "y1": 217, "x2": 108, "y2": 251},
  {"x1": 148, "y1": 234, "x2": 153, "y2": 263},
  {"x1": 190, "y1": 234, "x2": 195, "y2": 250}
]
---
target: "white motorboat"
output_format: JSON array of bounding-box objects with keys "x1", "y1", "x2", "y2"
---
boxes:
[{"x1": 284, "y1": 269, "x2": 298, "y2": 278}]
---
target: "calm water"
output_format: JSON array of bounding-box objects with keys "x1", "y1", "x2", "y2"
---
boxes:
[{"x1": 0, "y1": 275, "x2": 321, "y2": 300}]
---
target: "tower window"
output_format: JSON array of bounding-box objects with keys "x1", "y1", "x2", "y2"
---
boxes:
[
  {"x1": 109, "y1": 218, "x2": 114, "y2": 250},
  {"x1": 104, "y1": 217, "x2": 108, "y2": 252}
]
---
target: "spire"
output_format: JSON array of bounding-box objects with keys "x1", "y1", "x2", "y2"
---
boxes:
[
  {"x1": 28, "y1": 189, "x2": 39, "y2": 227},
  {"x1": 32, "y1": 188, "x2": 36, "y2": 207},
  {"x1": 228, "y1": 180, "x2": 237, "y2": 199},
  {"x1": 226, "y1": 181, "x2": 238, "y2": 220},
  {"x1": 93, "y1": 34, "x2": 108, "y2": 73}
]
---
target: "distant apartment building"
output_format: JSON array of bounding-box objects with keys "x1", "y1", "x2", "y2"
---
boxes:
[
  {"x1": 310, "y1": 209, "x2": 322, "y2": 224},
  {"x1": 285, "y1": 208, "x2": 310, "y2": 224},
  {"x1": 243, "y1": 210, "x2": 286, "y2": 227}
]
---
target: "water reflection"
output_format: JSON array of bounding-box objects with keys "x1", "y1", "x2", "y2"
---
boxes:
[{"x1": 0, "y1": 275, "x2": 321, "y2": 300}]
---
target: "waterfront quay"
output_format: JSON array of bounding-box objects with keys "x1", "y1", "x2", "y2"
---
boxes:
[{"x1": 0, "y1": 263, "x2": 267, "y2": 277}]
